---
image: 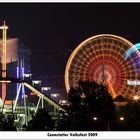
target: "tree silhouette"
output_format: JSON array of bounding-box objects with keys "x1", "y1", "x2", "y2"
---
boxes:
[
  {"x1": 115, "y1": 99, "x2": 140, "y2": 130},
  {"x1": 57, "y1": 80, "x2": 115, "y2": 131},
  {"x1": 27, "y1": 108, "x2": 55, "y2": 131},
  {"x1": 0, "y1": 115, "x2": 17, "y2": 131}
]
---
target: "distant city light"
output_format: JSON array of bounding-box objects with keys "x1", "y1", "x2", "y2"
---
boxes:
[
  {"x1": 41, "y1": 87, "x2": 51, "y2": 91},
  {"x1": 61, "y1": 100, "x2": 66, "y2": 104},
  {"x1": 24, "y1": 73, "x2": 32, "y2": 78},
  {"x1": 32, "y1": 80, "x2": 41, "y2": 84},
  {"x1": 120, "y1": 117, "x2": 125, "y2": 121},
  {"x1": 59, "y1": 100, "x2": 69, "y2": 106},
  {"x1": 51, "y1": 93, "x2": 60, "y2": 98},
  {"x1": 133, "y1": 95, "x2": 139, "y2": 101},
  {"x1": 93, "y1": 117, "x2": 98, "y2": 121},
  {"x1": 80, "y1": 93, "x2": 86, "y2": 98}
]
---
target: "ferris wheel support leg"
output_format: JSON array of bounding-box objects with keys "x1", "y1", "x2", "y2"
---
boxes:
[
  {"x1": 54, "y1": 107, "x2": 56, "y2": 115},
  {"x1": 35, "y1": 96, "x2": 41, "y2": 114},
  {"x1": 13, "y1": 83, "x2": 22, "y2": 111},
  {"x1": 41, "y1": 96, "x2": 44, "y2": 109},
  {"x1": 22, "y1": 83, "x2": 28, "y2": 126}
]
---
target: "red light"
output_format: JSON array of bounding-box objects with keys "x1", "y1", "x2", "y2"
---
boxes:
[{"x1": 30, "y1": 92, "x2": 36, "y2": 96}]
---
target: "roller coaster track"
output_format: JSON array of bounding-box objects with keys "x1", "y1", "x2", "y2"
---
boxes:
[
  {"x1": 0, "y1": 78, "x2": 66, "y2": 113},
  {"x1": 23, "y1": 82, "x2": 66, "y2": 112}
]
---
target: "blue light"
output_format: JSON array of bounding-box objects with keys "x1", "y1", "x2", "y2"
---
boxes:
[
  {"x1": 16, "y1": 66, "x2": 19, "y2": 94},
  {"x1": 22, "y1": 67, "x2": 24, "y2": 79},
  {"x1": 21, "y1": 94, "x2": 24, "y2": 99},
  {"x1": 16, "y1": 66, "x2": 19, "y2": 78},
  {"x1": 125, "y1": 43, "x2": 140, "y2": 59}
]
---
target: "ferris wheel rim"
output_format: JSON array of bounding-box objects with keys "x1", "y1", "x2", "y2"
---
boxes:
[{"x1": 65, "y1": 34, "x2": 134, "y2": 93}]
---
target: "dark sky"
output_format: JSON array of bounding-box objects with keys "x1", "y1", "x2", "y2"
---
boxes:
[{"x1": 0, "y1": 3, "x2": 140, "y2": 76}]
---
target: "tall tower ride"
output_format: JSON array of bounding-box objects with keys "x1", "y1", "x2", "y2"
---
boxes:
[{"x1": 0, "y1": 21, "x2": 8, "y2": 102}]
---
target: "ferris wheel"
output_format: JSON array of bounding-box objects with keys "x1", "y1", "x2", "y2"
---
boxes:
[{"x1": 65, "y1": 34, "x2": 140, "y2": 98}]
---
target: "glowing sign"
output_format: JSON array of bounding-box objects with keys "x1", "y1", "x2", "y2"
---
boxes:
[{"x1": 127, "y1": 80, "x2": 140, "y2": 86}]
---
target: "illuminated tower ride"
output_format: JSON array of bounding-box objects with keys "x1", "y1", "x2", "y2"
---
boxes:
[
  {"x1": 0, "y1": 21, "x2": 8, "y2": 102},
  {"x1": 65, "y1": 34, "x2": 140, "y2": 99},
  {"x1": 0, "y1": 22, "x2": 65, "y2": 128}
]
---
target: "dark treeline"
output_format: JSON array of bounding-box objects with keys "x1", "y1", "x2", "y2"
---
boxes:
[{"x1": 57, "y1": 80, "x2": 115, "y2": 131}]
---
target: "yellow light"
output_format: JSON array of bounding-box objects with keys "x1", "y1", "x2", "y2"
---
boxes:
[
  {"x1": 120, "y1": 117, "x2": 124, "y2": 121},
  {"x1": 93, "y1": 117, "x2": 98, "y2": 121},
  {"x1": 1, "y1": 21, "x2": 8, "y2": 102},
  {"x1": 1, "y1": 22, "x2": 8, "y2": 78},
  {"x1": 62, "y1": 100, "x2": 66, "y2": 104},
  {"x1": 0, "y1": 80, "x2": 11, "y2": 83},
  {"x1": 133, "y1": 95, "x2": 139, "y2": 101},
  {"x1": 52, "y1": 94, "x2": 57, "y2": 97},
  {"x1": 59, "y1": 100, "x2": 68, "y2": 105},
  {"x1": 0, "y1": 26, "x2": 8, "y2": 29}
]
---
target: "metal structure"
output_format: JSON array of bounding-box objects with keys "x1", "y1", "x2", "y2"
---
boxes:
[
  {"x1": 101, "y1": 63, "x2": 105, "y2": 85},
  {"x1": 0, "y1": 22, "x2": 66, "y2": 128},
  {"x1": 0, "y1": 22, "x2": 8, "y2": 102},
  {"x1": 65, "y1": 34, "x2": 140, "y2": 98}
]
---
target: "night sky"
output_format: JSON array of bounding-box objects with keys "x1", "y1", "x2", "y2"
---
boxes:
[{"x1": 0, "y1": 3, "x2": 140, "y2": 77}]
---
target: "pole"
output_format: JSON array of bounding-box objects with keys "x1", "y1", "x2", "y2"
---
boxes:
[{"x1": 107, "y1": 121, "x2": 110, "y2": 131}]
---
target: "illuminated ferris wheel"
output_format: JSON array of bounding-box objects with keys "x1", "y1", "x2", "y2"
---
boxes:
[{"x1": 65, "y1": 34, "x2": 140, "y2": 98}]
